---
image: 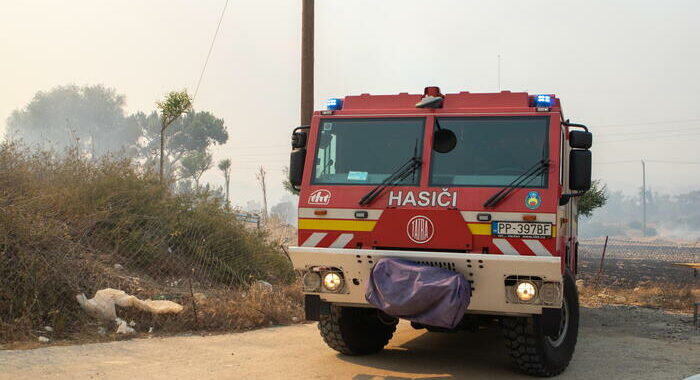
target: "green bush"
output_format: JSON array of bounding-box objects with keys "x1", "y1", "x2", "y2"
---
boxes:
[{"x1": 0, "y1": 142, "x2": 293, "y2": 341}]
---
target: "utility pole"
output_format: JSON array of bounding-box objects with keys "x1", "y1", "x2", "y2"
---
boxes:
[
  {"x1": 641, "y1": 160, "x2": 646, "y2": 237},
  {"x1": 256, "y1": 166, "x2": 268, "y2": 224},
  {"x1": 300, "y1": 0, "x2": 314, "y2": 126}
]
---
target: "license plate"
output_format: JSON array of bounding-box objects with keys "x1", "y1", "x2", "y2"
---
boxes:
[{"x1": 491, "y1": 221, "x2": 552, "y2": 239}]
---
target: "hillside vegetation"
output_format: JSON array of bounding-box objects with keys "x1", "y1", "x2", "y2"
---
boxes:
[{"x1": 0, "y1": 142, "x2": 297, "y2": 343}]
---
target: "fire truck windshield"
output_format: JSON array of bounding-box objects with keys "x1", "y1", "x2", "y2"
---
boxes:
[
  {"x1": 430, "y1": 116, "x2": 549, "y2": 187},
  {"x1": 312, "y1": 118, "x2": 425, "y2": 185}
]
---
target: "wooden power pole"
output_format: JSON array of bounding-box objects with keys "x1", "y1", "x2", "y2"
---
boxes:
[
  {"x1": 301, "y1": 0, "x2": 314, "y2": 126},
  {"x1": 641, "y1": 160, "x2": 647, "y2": 236}
]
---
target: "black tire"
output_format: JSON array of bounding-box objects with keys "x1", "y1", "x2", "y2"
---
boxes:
[
  {"x1": 318, "y1": 305, "x2": 397, "y2": 355},
  {"x1": 502, "y1": 270, "x2": 579, "y2": 377}
]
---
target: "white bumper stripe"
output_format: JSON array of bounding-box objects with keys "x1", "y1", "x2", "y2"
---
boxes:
[
  {"x1": 329, "y1": 233, "x2": 354, "y2": 248},
  {"x1": 523, "y1": 239, "x2": 553, "y2": 256},
  {"x1": 493, "y1": 238, "x2": 519, "y2": 255},
  {"x1": 298, "y1": 208, "x2": 383, "y2": 220},
  {"x1": 301, "y1": 232, "x2": 327, "y2": 247}
]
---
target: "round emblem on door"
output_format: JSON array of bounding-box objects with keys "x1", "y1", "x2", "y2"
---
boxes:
[
  {"x1": 525, "y1": 191, "x2": 542, "y2": 210},
  {"x1": 406, "y1": 215, "x2": 434, "y2": 244}
]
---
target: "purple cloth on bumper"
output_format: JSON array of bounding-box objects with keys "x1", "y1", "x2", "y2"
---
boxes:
[{"x1": 365, "y1": 258, "x2": 470, "y2": 329}]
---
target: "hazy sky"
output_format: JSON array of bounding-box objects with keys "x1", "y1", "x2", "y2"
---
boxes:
[{"x1": 1, "y1": 0, "x2": 699, "y2": 208}]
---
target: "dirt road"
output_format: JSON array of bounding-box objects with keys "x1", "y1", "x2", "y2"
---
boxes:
[{"x1": 1, "y1": 306, "x2": 697, "y2": 380}]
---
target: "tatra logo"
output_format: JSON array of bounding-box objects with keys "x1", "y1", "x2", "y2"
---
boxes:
[
  {"x1": 308, "y1": 189, "x2": 331, "y2": 205},
  {"x1": 525, "y1": 191, "x2": 541, "y2": 210},
  {"x1": 407, "y1": 215, "x2": 434, "y2": 244}
]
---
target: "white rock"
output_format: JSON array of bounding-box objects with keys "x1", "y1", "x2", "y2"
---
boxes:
[
  {"x1": 292, "y1": 317, "x2": 299, "y2": 323},
  {"x1": 97, "y1": 327, "x2": 106, "y2": 335},
  {"x1": 255, "y1": 280, "x2": 273, "y2": 291},
  {"x1": 115, "y1": 318, "x2": 135, "y2": 334},
  {"x1": 113, "y1": 264, "x2": 124, "y2": 270},
  {"x1": 44, "y1": 326, "x2": 53, "y2": 332},
  {"x1": 193, "y1": 293, "x2": 207, "y2": 303},
  {"x1": 38, "y1": 336, "x2": 50, "y2": 343}
]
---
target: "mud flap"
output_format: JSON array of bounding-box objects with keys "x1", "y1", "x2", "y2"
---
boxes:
[
  {"x1": 365, "y1": 258, "x2": 470, "y2": 329},
  {"x1": 540, "y1": 306, "x2": 562, "y2": 337},
  {"x1": 304, "y1": 295, "x2": 330, "y2": 321}
]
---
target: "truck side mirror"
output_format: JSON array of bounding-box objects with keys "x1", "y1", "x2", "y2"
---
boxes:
[
  {"x1": 291, "y1": 129, "x2": 307, "y2": 149},
  {"x1": 433, "y1": 128, "x2": 457, "y2": 153},
  {"x1": 569, "y1": 130, "x2": 592, "y2": 149},
  {"x1": 569, "y1": 150, "x2": 591, "y2": 191},
  {"x1": 289, "y1": 149, "x2": 306, "y2": 186},
  {"x1": 289, "y1": 127, "x2": 309, "y2": 187}
]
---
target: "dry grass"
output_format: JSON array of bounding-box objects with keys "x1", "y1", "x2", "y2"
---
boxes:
[
  {"x1": 0, "y1": 142, "x2": 296, "y2": 346},
  {"x1": 1, "y1": 283, "x2": 304, "y2": 350},
  {"x1": 578, "y1": 280, "x2": 696, "y2": 312}
]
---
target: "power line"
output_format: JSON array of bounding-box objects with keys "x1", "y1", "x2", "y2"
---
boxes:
[
  {"x1": 596, "y1": 131, "x2": 700, "y2": 143},
  {"x1": 596, "y1": 126, "x2": 698, "y2": 137},
  {"x1": 193, "y1": 0, "x2": 230, "y2": 102},
  {"x1": 596, "y1": 118, "x2": 700, "y2": 129},
  {"x1": 593, "y1": 160, "x2": 639, "y2": 165},
  {"x1": 646, "y1": 160, "x2": 700, "y2": 165},
  {"x1": 594, "y1": 160, "x2": 700, "y2": 165}
]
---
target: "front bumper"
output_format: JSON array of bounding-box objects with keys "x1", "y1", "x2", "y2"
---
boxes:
[{"x1": 290, "y1": 246, "x2": 562, "y2": 315}]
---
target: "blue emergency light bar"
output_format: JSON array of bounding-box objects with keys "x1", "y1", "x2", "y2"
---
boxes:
[
  {"x1": 533, "y1": 94, "x2": 554, "y2": 108},
  {"x1": 326, "y1": 98, "x2": 343, "y2": 111}
]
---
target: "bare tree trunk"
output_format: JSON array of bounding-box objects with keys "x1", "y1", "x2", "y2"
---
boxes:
[
  {"x1": 159, "y1": 127, "x2": 165, "y2": 182},
  {"x1": 256, "y1": 166, "x2": 268, "y2": 224},
  {"x1": 225, "y1": 174, "x2": 230, "y2": 206}
]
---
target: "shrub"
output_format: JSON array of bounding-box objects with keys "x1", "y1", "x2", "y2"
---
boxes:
[{"x1": 0, "y1": 142, "x2": 294, "y2": 342}]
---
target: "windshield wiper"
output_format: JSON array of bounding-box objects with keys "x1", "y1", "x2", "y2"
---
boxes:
[
  {"x1": 359, "y1": 155, "x2": 422, "y2": 206},
  {"x1": 483, "y1": 159, "x2": 550, "y2": 208}
]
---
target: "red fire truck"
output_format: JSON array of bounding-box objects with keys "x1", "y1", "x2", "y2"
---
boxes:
[{"x1": 287, "y1": 87, "x2": 592, "y2": 377}]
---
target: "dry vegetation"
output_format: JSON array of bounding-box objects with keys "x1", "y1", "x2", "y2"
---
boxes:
[
  {"x1": 577, "y1": 239, "x2": 698, "y2": 312},
  {"x1": 0, "y1": 142, "x2": 301, "y2": 346},
  {"x1": 2, "y1": 141, "x2": 695, "y2": 348}
]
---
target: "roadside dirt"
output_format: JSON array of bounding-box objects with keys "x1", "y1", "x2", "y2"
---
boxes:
[{"x1": 1, "y1": 305, "x2": 697, "y2": 380}]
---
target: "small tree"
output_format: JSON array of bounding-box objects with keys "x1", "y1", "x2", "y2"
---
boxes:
[
  {"x1": 256, "y1": 166, "x2": 268, "y2": 223},
  {"x1": 180, "y1": 151, "x2": 213, "y2": 191},
  {"x1": 282, "y1": 166, "x2": 300, "y2": 195},
  {"x1": 578, "y1": 180, "x2": 607, "y2": 217},
  {"x1": 218, "y1": 158, "x2": 232, "y2": 206},
  {"x1": 156, "y1": 90, "x2": 192, "y2": 181}
]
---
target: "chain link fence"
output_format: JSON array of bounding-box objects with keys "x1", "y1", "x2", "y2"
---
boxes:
[
  {"x1": 1, "y1": 140, "x2": 696, "y2": 346},
  {"x1": 0, "y1": 143, "x2": 302, "y2": 347},
  {"x1": 578, "y1": 238, "x2": 698, "y2": 312}
]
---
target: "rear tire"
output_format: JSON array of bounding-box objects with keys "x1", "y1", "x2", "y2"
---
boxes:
[
  {"x1": 318, "y1": 305, "x2": 397, "y2": 355},
  {"x1": 501, "y1": 270, "x2": 579, "y2": 377}
]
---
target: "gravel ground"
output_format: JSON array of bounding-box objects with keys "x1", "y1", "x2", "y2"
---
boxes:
[{"x1": 0, "y1": 305, "x2": 697, "y2": 380}]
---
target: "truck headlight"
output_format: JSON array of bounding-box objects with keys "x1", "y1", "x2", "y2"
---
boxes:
[
  {"x1": 540, "y1": 282, "x2": 560, "y2": 305},
  {"x1": 322, "y1": 272, "x2": 343, "y2": 292},
  {"x1": 303, "y1": 272, "x2": 321, "y2": 292},
  {"x1": 515, "y1": 281, "x2": 537, "y2": 302}
]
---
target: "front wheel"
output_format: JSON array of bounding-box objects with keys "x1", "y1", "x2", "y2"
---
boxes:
[
  {"x1": 318, "y1": 305, "x2": 397, "y2": 355},
  {"x1": 501, "y1": 270, "x2": 579, "y2": 377}
]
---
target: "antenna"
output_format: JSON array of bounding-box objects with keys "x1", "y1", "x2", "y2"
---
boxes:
[{"x1": 498, "y1": 54, "x2": 501, "y2": 91}]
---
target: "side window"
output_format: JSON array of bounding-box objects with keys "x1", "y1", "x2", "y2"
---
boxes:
[{"x1": 315, "y1": 124, "x2": 337, "y2": 177}]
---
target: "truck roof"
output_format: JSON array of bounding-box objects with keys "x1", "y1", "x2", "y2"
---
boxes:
[{"x1": 316, "y1": 89, "x2": 561, "y2": 115}]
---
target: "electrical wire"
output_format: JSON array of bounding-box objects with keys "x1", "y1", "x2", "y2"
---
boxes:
[
  {"x1": 595, "y1": 126, "x2": 698, "y2": 137},
  {"x1": 596, "y1": 131, "x2": 700, "y2": 143},
  {"x1": 595, "y1": 118, "x2": 700, "y2": 128},
  {"x1": 193, "y1": 0, "x2": 230, "y2": 102}
]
